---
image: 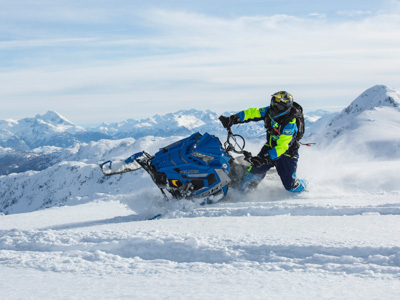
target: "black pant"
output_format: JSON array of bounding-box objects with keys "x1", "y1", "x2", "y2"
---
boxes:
[{"x1": 250, "y1": 150, "x2": 299, "y2": 191}]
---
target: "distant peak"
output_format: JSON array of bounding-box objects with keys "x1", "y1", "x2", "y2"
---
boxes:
[
  {"x1": 36, "y1": 111, "x2": 74, "y2": 125},
  {"x1": 343, "y1": 85, "x2": 399, "y2": 115}
]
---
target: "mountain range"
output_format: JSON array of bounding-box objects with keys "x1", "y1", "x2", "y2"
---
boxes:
[
  {"x1": 0, "y1": 104, "x2": 329, "y2": 176},
  {"x1": 1, "y1": 84, "x2": 399, "y2": 214},
  {"x1": 0, "y1": 106, "x2": 330, "y2": 152}
]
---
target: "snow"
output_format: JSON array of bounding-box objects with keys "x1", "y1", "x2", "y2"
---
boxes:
[
  {"x1": 37, "y1": 111, "x2": 75, "y2": 126},
  {"x1": 304, "y1": 109, "x2": 332, "y2": 122},
  {"x1": 1, "y1": 156, "x2": 399, "y2": 299},
  {"x1": 1, "y1": 85, "x2": 400, "y2": 299},
  {"x1": 1, "y1": 195, "x2": 399, "y2": 299},
  {"x1": 175, "y1": 114, "x2": 205, "y2": 129}
]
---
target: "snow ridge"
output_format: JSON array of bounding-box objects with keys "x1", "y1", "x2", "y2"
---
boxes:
[
  {"x1": 1, "y1": 223, "x2": 399, "y2": 276},
  {"x1": 306, "y1": 85, "x2": 400, "y2": 152}
]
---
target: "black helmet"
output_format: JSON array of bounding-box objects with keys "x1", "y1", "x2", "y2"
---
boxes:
[{"x1": 270, "y1": 91, "x2": 293, "y2": 118}]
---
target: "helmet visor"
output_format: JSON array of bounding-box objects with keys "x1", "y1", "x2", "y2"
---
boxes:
[
  {"x1": 271, "y1": 99, "x2": 290, "y2": 113},
  {"x1": 270, "y1": 99, "x2": 291, "y2": 118},
  {"x1": 271, "y1": 101, "x2": 287, "y2": 112}
]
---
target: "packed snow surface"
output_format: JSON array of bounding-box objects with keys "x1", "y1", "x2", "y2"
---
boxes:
[{"x1": 1, "y1": 191, "x2": 400, "y2": 299}]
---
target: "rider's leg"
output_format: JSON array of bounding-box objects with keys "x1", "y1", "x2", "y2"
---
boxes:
[
  {"x1": 274, "y1": 150, "x2": 307, "y2": 192},
  {"x1": 239, "y1": 163, "x2": 273, "y2": 192}
]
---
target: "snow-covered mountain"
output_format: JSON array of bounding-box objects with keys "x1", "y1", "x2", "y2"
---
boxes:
[
  {"x1": 0, "y1": 128, "x2": 29, "y2": 151},
  {"x1": 307, "y1": 85, "x2": 400, "y2": 158},
  {"x1": 95, "y1": 109, "x2": 218, "y2": 138},
  {"x1": 92, "y1": 108, "x2": 270, "y2": 142},
  {"x1": 0, "y1": 147, "x2": 55, "y2": 175},
  {"x1": 0, "y1": 111, "x2": 111, "y2": 150},
  {"x1": 0, "y1": 110, "x2": 222, "y2": 175},
  {"x1": 1, "y1": 84, "x2": 400, "y2": 214},
  {"x1": 0, "y1": 107, "x2": 323, "y2": 153},
  {"x1": 304, "y1": 109, "x2": 332, "y2": 122},
  {"x1": 0, "y1": 106, "x2": 327, "y2": 175},
  {"x1": 304, "y1": 109, "x2": 336, "y2": 129},
  {"x1": 94, "y1": 108, "x2": 329, "y2": 140},
  {"x1": 0, "y1": 108, "x2": 270, "y2": 175}
]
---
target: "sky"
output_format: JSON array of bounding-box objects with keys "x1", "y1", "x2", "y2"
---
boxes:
[{"x1": 1, "y1": 0, "x2": 400, "y2": 125}]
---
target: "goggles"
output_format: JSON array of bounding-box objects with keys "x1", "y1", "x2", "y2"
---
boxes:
[{"x1": 272, "y1": 94, "x2": 292, "y2": 103}]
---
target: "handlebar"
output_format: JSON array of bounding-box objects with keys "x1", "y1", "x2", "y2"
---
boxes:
[{"x1": 223, "y1": 127, "x2": 252, "y2": 160}]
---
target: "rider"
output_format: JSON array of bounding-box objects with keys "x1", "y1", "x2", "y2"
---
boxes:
[{"x1": 219, "y1": 91, "x2": 307, "y2": 193}]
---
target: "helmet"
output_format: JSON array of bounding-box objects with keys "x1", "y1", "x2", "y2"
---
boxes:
[{"x1": 270, "y1": 91, "x2": 293, "y2": 118}]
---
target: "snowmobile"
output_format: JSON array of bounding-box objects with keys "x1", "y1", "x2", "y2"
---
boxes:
[{"x1": 99, "y1": 129, "x2": 252, "y2": 203}]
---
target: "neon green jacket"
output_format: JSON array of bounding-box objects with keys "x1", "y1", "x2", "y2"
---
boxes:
[{"x1": 235, "y1": 106, "x2": 298, "y2": 160}]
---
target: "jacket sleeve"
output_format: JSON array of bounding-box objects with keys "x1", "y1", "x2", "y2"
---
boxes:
[
  {"x1": 269, "y1": 118, "x2": 298, "y2": 160},
  {"x1": 235, "y1": 107, "x2": 268, "y2": 123}
]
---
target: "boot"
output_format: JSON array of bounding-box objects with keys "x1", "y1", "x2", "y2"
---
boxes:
[{"x1": 289, "y1": 178, "x2": 307, "y2": 193}]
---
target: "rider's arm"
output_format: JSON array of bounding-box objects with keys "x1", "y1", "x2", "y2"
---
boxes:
[
  {"x1": 269, "y1": 118, "x2": 298, "y2": 160},
  {"x1": 235, "y1": 107, "x2": 268, "y2": 123}
]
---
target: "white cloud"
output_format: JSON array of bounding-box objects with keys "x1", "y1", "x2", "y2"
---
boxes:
[
  {"x1": 0, "y1": 38, "x2": 99, "y2": 49},
  {"x1": 1, "y1": 7, "x2": 400, "y2": 123},
  {"x1": 336, "y1": 10, "x2": 372, "y2": 17},
  {"x1": 308, "y1": 13, "x2": 326, "y2": 18}
]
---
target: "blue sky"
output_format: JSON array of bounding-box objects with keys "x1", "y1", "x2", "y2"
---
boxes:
[{"x1": 1, "y1": 0, "x2": 400, "y2": 125}]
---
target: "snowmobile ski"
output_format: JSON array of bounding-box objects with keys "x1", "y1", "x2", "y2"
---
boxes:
[
  {"x1": 147, "y1": 213, "x2": 162, "y2": 220},
  {"x1": 99, "y1": 152, "x2": 146, "y2": 176}
]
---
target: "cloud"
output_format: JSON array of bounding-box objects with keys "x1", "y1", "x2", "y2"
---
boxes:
[
  {"x1": 0, "y1": 38, "x2": 99, "y2": 49},
  {"x1": 1, "y1": 7, "x2": 400, "y2": 123},
  {"x1": 308, "y1": 13, "x2": 326, "y2": 18},
  {"x1": 336, "y1": 10, "x2": 372, "y2": 17}
]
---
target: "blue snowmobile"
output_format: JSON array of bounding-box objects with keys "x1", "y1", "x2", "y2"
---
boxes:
[{"x1": 99, "y1": 129, "x2": 252, "y2": 203}]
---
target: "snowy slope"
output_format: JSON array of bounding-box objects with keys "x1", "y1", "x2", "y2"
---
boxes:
[
  {"x1": 0, "y1": 85, "x2": 400, "y2": 299},
  {"x1": 0, "y1": 136, "x2": 183, "y2": 214},
  {"x1": 0, "y1": 192, "x2": 400, "y2": 299},
  {"x1": 0, "y1": 128, "x2": 29, "y2": 151},
  {"x1": 308, "y1": 85, "x2": 400, "y2": 155}
]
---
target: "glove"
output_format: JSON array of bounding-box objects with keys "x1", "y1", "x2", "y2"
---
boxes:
[
  {"x1": 219, "y1": 115, "x2": 240, "y2": 129},
  {"x1": 250, "y1": 155, "x2": 271, "y2": 168}
]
